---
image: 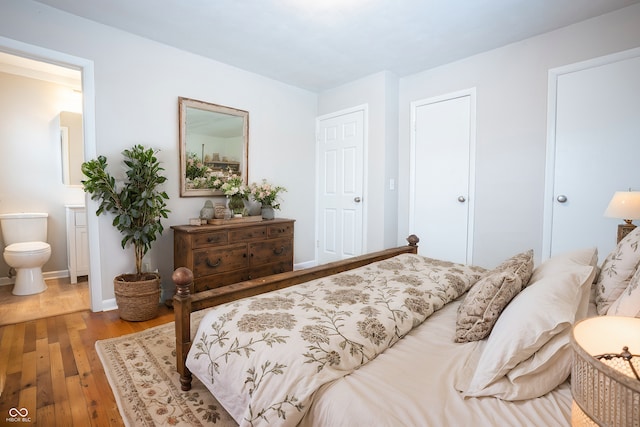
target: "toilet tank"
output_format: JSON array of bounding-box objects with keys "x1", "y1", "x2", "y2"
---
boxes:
[{"x1": 0, "y1": 213, "x2": 48, "y2": 246}]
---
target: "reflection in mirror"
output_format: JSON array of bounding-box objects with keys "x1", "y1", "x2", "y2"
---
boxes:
[
  {"x1": 59, "y1": 111, "x2": 84, "y2": 186},
  {"x1": 179, "y1": 97, "x2": 249, "y2": 197}
]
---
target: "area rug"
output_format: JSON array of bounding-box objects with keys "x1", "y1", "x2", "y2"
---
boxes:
[{"x1": 95, "y1": 312, "x2": 238, "y2": 427}]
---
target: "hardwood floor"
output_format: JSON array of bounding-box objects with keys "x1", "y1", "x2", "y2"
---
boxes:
[
  {"x1": 0, "y1": 277, "x2": 90, "y2": 326},
  {"x1": 0, "y1": 305, "x2": 174, "y2": 426}
]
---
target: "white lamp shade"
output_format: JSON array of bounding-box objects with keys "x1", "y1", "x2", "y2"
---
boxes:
[{"x1": 604, "y1": 191, "x2": 640, "y2": 220}]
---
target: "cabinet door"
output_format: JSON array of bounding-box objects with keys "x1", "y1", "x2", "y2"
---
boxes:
[{"x1": 75, "y1": 226, "x2": 89, "y2": 275}]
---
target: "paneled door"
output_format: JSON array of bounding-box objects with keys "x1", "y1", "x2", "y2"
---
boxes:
[
  {"x1": 543, "y1": 49, "x2": 640, "y2": 259},
  {"x1": 410, "y1": 90, "x2": 476, "y2": 264},
  {"x1": 316, "y1": 107, "x2": 365, "y2": 264}
]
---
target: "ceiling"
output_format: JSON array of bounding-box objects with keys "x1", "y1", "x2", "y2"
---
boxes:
[{"x1": 33, "y1": 0, "x2": 640, "y2": 92}]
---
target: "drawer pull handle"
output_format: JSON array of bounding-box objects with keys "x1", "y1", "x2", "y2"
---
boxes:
[
  {"x1": 206, "y1": 258, "x2": 222, "y2": 268},
  {"x1": 207, "y1": 236, "x2": 217, "y2": 242},
  {"x1": 273, "y1": 246, "x2": 285, "y2": 255}
]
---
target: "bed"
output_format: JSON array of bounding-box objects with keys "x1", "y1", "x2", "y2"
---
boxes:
[{"x1": 172, "y1": 231, "x2": 640, "y2": 427}]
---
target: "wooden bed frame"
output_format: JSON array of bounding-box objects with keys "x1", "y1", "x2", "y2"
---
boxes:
[{"x1": 172, "y1": 234, "x2": 419, "y2": 391}]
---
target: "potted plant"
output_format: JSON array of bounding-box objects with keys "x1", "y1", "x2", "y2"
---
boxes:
[
  {"x1": 81, "y1": 144, "x2": 170, "y2": 321},
  {"x1": 249, "y1": 179, "x2": 287, "y2": 219}
]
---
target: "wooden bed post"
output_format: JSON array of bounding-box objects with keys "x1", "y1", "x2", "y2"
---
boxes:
[
  {"x1": 172, "y1": 267, "x2": 194, "y2": 391},
  {"x1": 407, "y1": 234, "x2": 419, "y2": 248}
]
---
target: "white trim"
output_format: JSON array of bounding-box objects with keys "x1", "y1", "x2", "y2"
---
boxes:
[
  {"x1": 409, "y1": 88, "x2": 477, "y2": 264},
  {"x1": 542, "y1": 47, "x2": 640, "y2": 260},
  {"x1": 0, "y1": 36, "x2": 103, "y2": 311},
  {"x1": 315, "y1": 104, "x2": 369, "y2": 263}
]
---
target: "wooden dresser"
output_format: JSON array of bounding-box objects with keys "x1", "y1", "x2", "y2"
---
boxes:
[{"x1": 171, "y1": 218, "x2": 294, "y2": 293}]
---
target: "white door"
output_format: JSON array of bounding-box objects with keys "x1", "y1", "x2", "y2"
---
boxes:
[
  {"x1": 410, "y1": 90, "x2": 475, "y2": 264},
  {"x1": 316, "y1": 108, "x2": 365, "y2": 264},
  {"x1": 544, "y1": 50, "x2": 640, "y2": 259}
]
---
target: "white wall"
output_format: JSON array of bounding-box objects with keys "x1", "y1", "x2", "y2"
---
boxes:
[
  {"x1": 398, "y1": 3, "x2": 640, "y2": 268},
  {"x1": 0, "y1": 0, "x2": 318, "y2": 307},
  {"x1": 318, "y1": 71, "x2": 400, "y2": 252}
]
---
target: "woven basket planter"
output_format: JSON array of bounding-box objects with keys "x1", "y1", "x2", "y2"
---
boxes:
[{"x1": 114, "y1": 273, "x2": 161, "y2": 322}]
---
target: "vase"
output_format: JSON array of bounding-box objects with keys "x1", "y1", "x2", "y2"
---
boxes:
[
  {"x1": 261, "y1": 206, "x2": 275, "y2": 220},
  {"x1": 245, "y1": 197, "x2": 262, "y2": 216},
  {"x1": 228, "y1": 196, "x2": 245, "y2": 216},
  {"x1": 199, "y1": 200, "x2": 215, "y2": 220}
]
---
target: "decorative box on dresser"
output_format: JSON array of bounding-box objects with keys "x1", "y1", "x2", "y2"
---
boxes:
[{"x1": 171, "y1": 218, "x2": 295, "y2": 293}]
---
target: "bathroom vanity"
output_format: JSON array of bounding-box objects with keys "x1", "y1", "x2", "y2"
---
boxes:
[{"x1": 65, "y1": 205, "x2": 89, "y2": 284}]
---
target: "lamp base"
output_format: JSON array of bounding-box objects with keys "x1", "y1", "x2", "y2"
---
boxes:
[{"x1": 617, "y1": 223, "x2": 636, "y2": 243}]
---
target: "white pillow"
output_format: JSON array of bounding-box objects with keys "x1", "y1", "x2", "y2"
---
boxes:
[
  {"x1": 464, "y1": 329, "x2": 572, "y2": 400},
  {"x1": 462, "y1": 247, "x2": 597, "y2": 397},
  {"x1": 607, "y1": 266, "x2": 640, "y2": 317},
  {"x1": 595, "y1": 227, "x2": 640, "y2": 314}
]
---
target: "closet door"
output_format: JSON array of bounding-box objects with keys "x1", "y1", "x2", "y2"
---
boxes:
[
  {"x1": 410, "y1": 90, "x2": 475, "y2": 264},
  {"x1": 544, "y1": 50, "x2": 640, "y2": 259}
]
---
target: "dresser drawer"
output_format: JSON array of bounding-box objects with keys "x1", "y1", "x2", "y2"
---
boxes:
[
  {"x1": 193, "y1": 244, "x2": 248, "y2": 277},
  {"x1": 192, "y1": 231, "x2": 228, "y2": 248},
  {"x1": 249, "y1": 238, "x2": 293, "y2": 266},
  {"x1": 229, "y1": 226, "x2": 267, "y2": 243},
  {"x1": 249, "y1": 262, "x2": 293, "y2": 279},
  {"x1": 193, "y1": 270, "x2": 250, "y2": 292},
  {"x1": 268, "y1": 222, "x2": 294, "y2": 238}
]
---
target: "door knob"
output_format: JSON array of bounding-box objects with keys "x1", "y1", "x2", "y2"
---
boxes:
[
  {"x1": 457, "y1": 196, "x2": 466, "y2": 203},
  {"x1": 557, "y1": 195, "x2": 567, "y2": 203},
  {"x1": 354, "y1": 197, "x2": 361, "y2": 203}
]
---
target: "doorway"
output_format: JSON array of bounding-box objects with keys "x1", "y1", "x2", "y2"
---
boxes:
[
  {"x1": 410, "y1": 89, "x2": 476, "y2": 264},
  {"x1": 316, "y1": 106, "x2": 366, "y2": 264},
  {"x1": 0, "y1": 36, "x2": 101, "y2": 312}
]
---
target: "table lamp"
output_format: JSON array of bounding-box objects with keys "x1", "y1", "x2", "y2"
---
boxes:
[
  {"x1": 571, "y1": 316, "x2": 640, "y2": 427},
  {"x1": 604, "y1": 191, "x2": 640, "y2": 243},
  {"x1": 571, "y1": 316, "x2": 640, "y2": 426}
]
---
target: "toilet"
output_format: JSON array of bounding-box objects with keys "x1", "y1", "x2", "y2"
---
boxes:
[{"x1": 0, "y1": 213, "x2": 51, "y2": 296}]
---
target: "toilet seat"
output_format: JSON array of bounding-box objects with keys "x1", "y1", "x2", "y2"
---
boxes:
[{"x1": 5, "y1": 241, "x2": 51, "y2": 254}]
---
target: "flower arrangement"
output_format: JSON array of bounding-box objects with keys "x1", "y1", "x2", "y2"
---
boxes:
[
  {"x1": 185, "y1": 152, "x2": 210, "y2": 181},
  {"x1": 250, "y1": 179, "x2": 287, "y2": 210},
  {"x1": 220, "y1": 172, "x2": 248, "y2": 198}
]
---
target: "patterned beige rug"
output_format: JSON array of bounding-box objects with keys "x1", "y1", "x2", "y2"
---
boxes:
[{"x1": 96, "y1": 313, "x2": 238, "y2": 427}]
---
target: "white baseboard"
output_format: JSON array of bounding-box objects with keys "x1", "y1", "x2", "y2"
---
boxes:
[
  {"x1": 294, "y1": 260, "x2": 317, "y2": 270},
  {"x1": 101, "y1": 298, "x2": 118, "y2": 312}
]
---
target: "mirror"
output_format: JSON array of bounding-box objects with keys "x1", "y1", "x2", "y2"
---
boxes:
[
  {"x1": 179, "y1": 97, "x2": 249, "y2": 197},
  {"x1": 59, "y1": 111, "x2": 84, "y2": 186}
]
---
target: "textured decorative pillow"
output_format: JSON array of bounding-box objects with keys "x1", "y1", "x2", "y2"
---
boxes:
[
  {"x1": 461, "y1": 248, "x2": 597, "y2": 398},
  {"x1": 595, "y1": 226, "x2": 640, "y2": 315},
  {"x1": 607, "y1": 266, "x2": 640, "y2": 317},
  {"x1": 455, "y1": 250, "x2": 533, "y2": 343}
]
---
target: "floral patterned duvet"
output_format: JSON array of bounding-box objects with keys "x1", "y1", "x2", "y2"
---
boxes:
[{"x1": 186, "y1": 253, "x2": 485, "y2": 427}]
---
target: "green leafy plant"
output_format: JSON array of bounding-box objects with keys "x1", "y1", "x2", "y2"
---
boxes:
[{"x1": 81, "y1": 145, "x2": 170, "y2": 277}]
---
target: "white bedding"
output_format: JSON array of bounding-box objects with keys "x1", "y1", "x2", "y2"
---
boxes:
[
  {"x1": 300, "y1": 298, "x2": 573, "y2": 427},
  {"x1": 186, "y1": 248, "x2": 599, "y2": 427},
  {"x1": 186, "y1": 254, "x2": 485, "y2": 426}
]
